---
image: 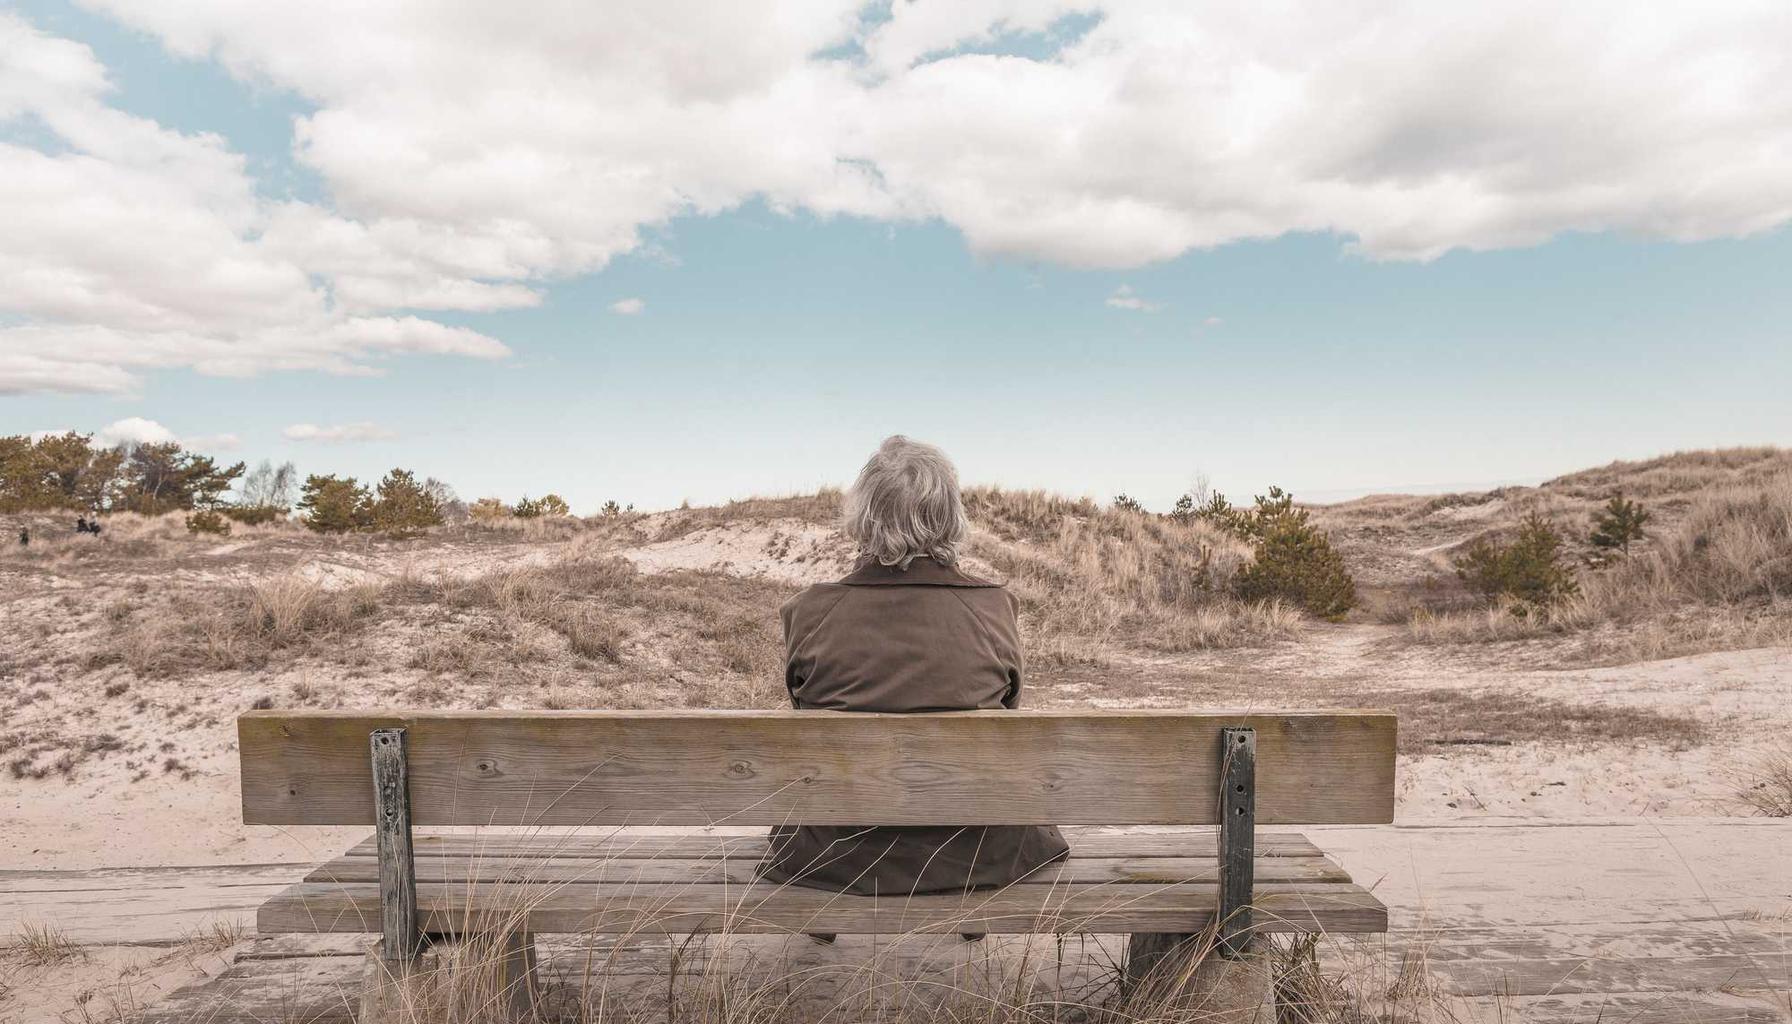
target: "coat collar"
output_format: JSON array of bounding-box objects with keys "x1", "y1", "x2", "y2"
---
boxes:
[{"x1": 838, "y1": 556, "x2": 1000, "y2": 587}]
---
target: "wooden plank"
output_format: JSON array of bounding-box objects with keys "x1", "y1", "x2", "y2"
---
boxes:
[
  {"x1": 1457, "y1": 992, "x2": 1792, "y2": 1024},
  {"x1": 369, "y1": 727, "x2": 420, "y2": 963},
  {"x1": 0, "y1": 864, "x2": 305, "y2": 945},
  {"x1": 256, "y1": 880, "x2": 1388, "y2": 935},
  {"x1": 342, "y1": 828, "x2": 1328, "y2": 861},
  {"x1": 240, "y1": 709, "x2": 1396, "y2": 827},
  {"x1": 305, "y1": 854, "x2": 1353, "y2": 886}
]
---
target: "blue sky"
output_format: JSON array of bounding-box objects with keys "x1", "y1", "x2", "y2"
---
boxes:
[{"x1": 4, "y1": 2, "x2": 1789, "y2": 512}]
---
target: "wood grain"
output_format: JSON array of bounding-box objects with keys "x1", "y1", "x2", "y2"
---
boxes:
[
  {"x1": 305, "y1": 853, "x2": 1352, "y2": 886},
  {"x1": 239, "y1": 709, "x2": 1396, "y2": 826},
  {"x1": 256, "y1": 879, "x2": 1388, "y2": 935},
  {"x1": 1216, "y1": 726, "x2": 1255, "y2": 956},
  {"x1": 369, "y1": 728, "x2": 419, "y2": 962},
  {"x1": 342, "y1": 829, "x2": 1328, "y2": 861}
]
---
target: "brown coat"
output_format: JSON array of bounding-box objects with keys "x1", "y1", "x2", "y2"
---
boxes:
[{"x1": 757, "y1": 556, "x2": 1070, "y2": 896}]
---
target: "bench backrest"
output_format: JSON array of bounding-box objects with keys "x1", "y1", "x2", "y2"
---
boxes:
[{"x1": 240, "y1": 709, "x2": 1395, "y2": 827}]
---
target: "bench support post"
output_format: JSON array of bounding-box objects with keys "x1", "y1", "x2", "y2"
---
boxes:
[
  {"x1": 1217, "y1": 726, "x2": 1256, "y2": 959},
  {"x1": 1124, "y1": 727, "x2": 1268, "y2": 1019},
  {"x1": 370, "y1": 727, "x2": 420, "y2": 965}
]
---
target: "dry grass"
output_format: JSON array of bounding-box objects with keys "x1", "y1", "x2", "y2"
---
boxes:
[
  {"x1": 91, "y1": 573, "x2": 384, "y2": 676},
  {"x1": 1402, "y1": 467, "x2": 1792, "y2": 659},
  {"x1": 290, "y1": 834, "x2": 1457, "y2": 1024},
  {"x1": 1734, "y1": 744, "x2": 1792, "y2": 817},
  {"x1": 967, "y1": 488, "x2": 1300, "y2": 654},
  {"x1": 2, "y1": 922, "x2": 85, "y2": 967}
]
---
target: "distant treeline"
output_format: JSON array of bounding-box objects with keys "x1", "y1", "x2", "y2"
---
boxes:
[{"x1": 0, "y1": 431, "x2": 593, "y2": 536}]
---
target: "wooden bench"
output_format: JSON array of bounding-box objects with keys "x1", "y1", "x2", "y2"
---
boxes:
[{"x1": 240, "y1": 708, "x2": 1396, "y2": 1016}]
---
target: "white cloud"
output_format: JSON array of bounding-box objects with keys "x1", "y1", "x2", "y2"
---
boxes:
[
  {"x1": 5, "y1": 2, "x2": 1792, "y2": 396},
  {"x1": 78, "y1": 417, "x2": 240, "y2": 451},
  {"x1": 1203, "y1": 316, "x2": 1222, "y2": 328},
  {"x1": 1105, "y1": 284, "x2": 1162, "y2": 312},
  {"x1": 95, "y1": 417, "x2": 179, "y2": 447},
  {"x1": 0, "y1": 13, "x2": 512, "y2": 396},
  {"x1": 609, "y1": 297, "x2": 646, "y2": 315},
  {"x1": 283, "y1": 422, "x2": 399, "y2": 443}
]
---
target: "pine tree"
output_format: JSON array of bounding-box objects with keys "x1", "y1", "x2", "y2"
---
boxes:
[
  {"x1": 1589, "y1": 493, "x2": 1650, "y2": 556},
  {"x1": 297, "y1": 474, "x2": 373, "y2": 533},
  {"x1": 1456, "y1": 511, "x2": 1579, "y2": 607},
  {"x1": 369, "y1": 469, "x2": 443, "y2": 534}
]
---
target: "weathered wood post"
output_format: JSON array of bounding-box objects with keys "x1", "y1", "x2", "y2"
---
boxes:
[
  {"x1": 372, "y1": 727, "x2": 420, "y2": 961},
  {"x1": 1217, "y1": 726, "x2": 1256, "y2": 958},
  {"x1": 1124, "y1": 725, "x2": 1267, "y2": 1019},
  {"x1": 362, "y1": 727, "x2": 420, "y2": 1020}
]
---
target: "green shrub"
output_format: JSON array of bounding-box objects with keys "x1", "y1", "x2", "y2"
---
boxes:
[
  {"x1": 1456, "y1": 511, "x2": 1580, "y2": 606},
  {"x1": 370, "y1": 469, "x2": 443, "y2": 535},
  {"x1": 222, "y1": 504, "x2": 285, "y2": 526},
  {"x1": 1111, "y1": 493, "x2": 1146, "y2": 514},
  {"x1": 1234, "y1": 517, "x2": 1357, "y2": 620},
  {"x1": 297, "y1": 474, "x2": 372, "y2": 533},
  {"x1": 185, "y1": 509, "x2": 232, "y2": 536},
  {"x1": 1589, "y1": 492, "x2": 1650, "y2": 557},
  {"x1": 1227, "y1": 487, "x2": 1357, "y2": 620}
]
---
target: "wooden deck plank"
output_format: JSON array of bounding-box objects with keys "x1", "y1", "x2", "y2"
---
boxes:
[
  {"x1": 240, "y1": 709, "x2": 1397, "y2": 826},
  {"x1": 257, "y1": 879, "x2": 1389, "y2": 935}
]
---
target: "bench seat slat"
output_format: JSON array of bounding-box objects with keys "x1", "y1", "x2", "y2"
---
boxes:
[
  {"x1": 258, "y1": 880, "x2": 1388, "y2": 936},
  {"x1": 342, "y1": 829, "x2": 1326, "y2": 862},
  {"x1": 306, "y1": 853, "x2": 1352, "y2": 886}
]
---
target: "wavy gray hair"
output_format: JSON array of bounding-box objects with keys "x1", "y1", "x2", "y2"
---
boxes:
[{"x1": 843, "y1": 435, "x2": 969, "y2": 569}]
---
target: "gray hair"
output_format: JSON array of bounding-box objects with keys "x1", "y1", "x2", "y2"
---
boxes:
[{"x1": 843, "y1": 435, "x2": 969, "y2": 569}]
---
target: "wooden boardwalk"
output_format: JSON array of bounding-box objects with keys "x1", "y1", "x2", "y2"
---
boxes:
[{"x1": 4, "y1": 820, "x2": 1788, "y2": 1022}]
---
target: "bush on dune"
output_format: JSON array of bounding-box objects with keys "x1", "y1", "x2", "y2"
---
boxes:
[
  {"x1": 1415, "y1": 470, "x2": 1792, "y2": 652},
  {"x1": 1454, "y1": 511, "x2": 1579, "y2": 609}
]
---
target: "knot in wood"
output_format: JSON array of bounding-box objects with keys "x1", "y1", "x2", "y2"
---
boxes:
[
  {"x1": 724, "y1": 760, "x2": 756, "y2": 779},
  {"x1": 473, "y1": 758, "x2": 501, "y2": 776}
]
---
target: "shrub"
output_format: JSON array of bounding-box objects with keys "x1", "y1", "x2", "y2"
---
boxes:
[
  {"x1": 370, "y1": 468, "x2": 443, "y2": 535},
  {"x1": 468, "y1": 497, "x2": 512, "y2": 522},
  {"x1": 222, "y1": 504, "x2": 285, "y2": 526},
  {"x1": 1234, "y1": 515, "x2": 1358, "y2": 620},
  {"x1": 514, "y1": 493, "x2": 570, "y2": 519},
  {"x1": 600, "y1": 500, "x2": 634, "y2": 517},
  {"x1": 1214, "y1": 487, "x2": 1359, "y2": 620},
  {"x1": 1111, "y1": 493, "x2": 1146, "y2": 514},
  {"x1": 1589, "y1": 492, "x2": 1650, "y2": 557},
  {"x1": 1456, "y1": 511, "x2": 1580, "y2": 607},
  {"x1": 185, "y1": 509, "x2": 232, "y2": 536},
  {"x1": 297, "y1": 474, "x2": 373, "y2": 533}
]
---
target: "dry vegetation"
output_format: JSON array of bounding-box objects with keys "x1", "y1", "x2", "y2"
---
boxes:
[
  {"x1": 5, "y1": 450, "x2": 1791, "y2": 1022},
  {"x1": 1317, "y1": 447, "x2": 1792, "y2": 661}
]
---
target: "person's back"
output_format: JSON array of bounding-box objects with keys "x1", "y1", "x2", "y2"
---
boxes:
[{"x1": 757, "y1": 436, "x2": 1069, "y2": 896}]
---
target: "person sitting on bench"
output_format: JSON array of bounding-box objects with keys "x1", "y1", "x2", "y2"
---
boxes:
[{"x1": 758, "y1": 435, "x2": 1070, "y2": 897}]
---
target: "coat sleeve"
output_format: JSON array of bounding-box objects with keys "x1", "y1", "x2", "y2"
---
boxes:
[
  {"x1": 778, "y1": 594, "x2": 804, "y2": 709},
  {"x1": 998, "y1": 589, "x2": 1025, "y2": 709}
]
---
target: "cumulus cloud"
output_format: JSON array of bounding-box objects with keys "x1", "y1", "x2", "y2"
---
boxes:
[
  {"x1": 609, "y1": 297, "x2": 646, "y2": 315},
  {"x1": 0, "y1": 12, "x2": 511, "y2": 395},
  {"x1": 283, "y1": 422, "x2": 399, "y2": 443},
  {"x1": 6, "y1": 2, "x2": 1792, "y2": 395},
  {"x1": 95, "y1": 417, "x2": 180, "y2": 447},
  {"x1": 1105, "y1": 284, "x2": 1162, "y2": 312}
]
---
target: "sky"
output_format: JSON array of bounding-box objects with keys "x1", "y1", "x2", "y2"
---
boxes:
[{"x1": 3, "y1": 1, "x2": 1790, "y2": 513}]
